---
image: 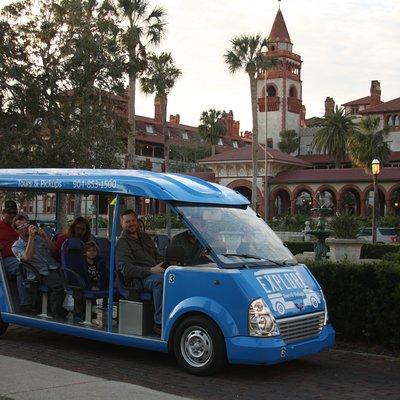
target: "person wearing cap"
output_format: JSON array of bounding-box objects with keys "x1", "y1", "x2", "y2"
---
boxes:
[
  {"x1": 0, "y1": 201, "x2": 33, "y2": 312},
  {"x1": 12, "y1": 213, "x2": 66, "y2": 318}
]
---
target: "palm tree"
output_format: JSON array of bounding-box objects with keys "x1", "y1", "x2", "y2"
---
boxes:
[
  {"x1": 140, "y1": 52, "x2": 181, "y2": 172},
  {"x1": 347, "y1": 115, "x2": 391, "y2": 173},
  {"x1": 198, "y1": 109, "x2": 227, "y2": 156},
  {"x1": 116, "y1": 0, "x2": 166, "y2": 169},
  {"x1": 224, "y1": 34, "x2": 275, "y2": 210},
  {"x1": 312, "y1": 106, "x2": 356, "y2": 168}
]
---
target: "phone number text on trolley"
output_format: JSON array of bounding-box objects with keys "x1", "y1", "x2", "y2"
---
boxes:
[{"x1": 72, "y1": 179, "x2": 117, "y2": 190}]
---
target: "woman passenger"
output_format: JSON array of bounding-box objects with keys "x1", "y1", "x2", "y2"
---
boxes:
[{"x1": 52, "y1": 216, "x2": 92, "y2": 261}]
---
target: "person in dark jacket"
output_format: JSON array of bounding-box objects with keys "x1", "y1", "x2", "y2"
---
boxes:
[
  {"x1": 73, "y1": 241, "x2": 108, "y2": 323},
  {"x1": 115, "y1": 209, "x2": 164, "y2": 335}
]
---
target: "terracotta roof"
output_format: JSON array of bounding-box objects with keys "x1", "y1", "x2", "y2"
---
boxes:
[
  {"x1": 297, "y1": 154, "x2": 351, "y2": 164},
  {"x1": 342, "y1": 96, "x2": 372, "y2": 107},
  {"x1": 268, "y1": 9, "x2": 291, "y2": 44},
  {"x1": 198, "y1": 145, "x2": 311, "y2": 167},
  {"x1": 184, "y1": 171, "x2": 216, "y2": 182},
  {"x1": 298, "y1": 152, "x2": 400, "y2": 164},
  {"x1": 360, "y1": 97, "x2": 400, "y2": 114},
  {"x1": 272, "y1": 167, "x2": 400, "y2": 184},
  {"x1": 304, "y1": 117, "x2": 322, "y2": 127}
]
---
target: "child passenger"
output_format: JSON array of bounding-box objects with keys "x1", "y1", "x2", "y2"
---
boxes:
[
  {"x1": 73, "y1": 241, "x2": 108, "y2": 323},
  {"x1": 83, "y1": 241, "x2": 108, "y2": 291}
]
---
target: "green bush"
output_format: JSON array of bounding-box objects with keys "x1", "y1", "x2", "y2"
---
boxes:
[
  {"x1": 361, "y1": 243, "x2": 400, "y2": 259},
  {"x1": 97, "y1": 216, "x2": 108, "y2": 228},
  {"x1": 270, "y1": 214, "x2": 315, "y2": 232},
  {"x1": 144, "y1": 214, "x2": 185, "y2": 230},
  {"x1": 380, "y1": 215, "x2": 400, "y2": 228},
  {"x1": 329, "y1": 213, "x2": 360, "y2": 239},
  {"x1": 284, "y1": 241, "x2": 315, "y2": 255},
  {"x1": 308, "y1": 260, "x2": 400, "y2": 350},
  {"x1": 356, "y1": 216, "x2": 372, "y2": 229}
]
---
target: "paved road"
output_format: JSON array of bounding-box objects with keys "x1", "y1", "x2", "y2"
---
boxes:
[{"x1": 0, "y1": 326, "x2": 399, "y2": 400}]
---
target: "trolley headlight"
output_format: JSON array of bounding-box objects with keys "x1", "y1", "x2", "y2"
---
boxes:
[
  {"x1": 321, "y1": 291, "x2": 329, "y2": 325},
  {"x1": 248, "y1": 298, "x2": 280, "y2": 337}
]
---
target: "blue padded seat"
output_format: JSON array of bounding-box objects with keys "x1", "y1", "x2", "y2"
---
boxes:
[{"x1": 60, "y1": 237, "x2": 109, "y2": 325}]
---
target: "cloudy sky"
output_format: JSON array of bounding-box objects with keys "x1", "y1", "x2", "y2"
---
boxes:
[{"x1": 1, "y1": 0, "x2": 399, "y2": 131}]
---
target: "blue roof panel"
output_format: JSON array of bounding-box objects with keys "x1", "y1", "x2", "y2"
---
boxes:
[{"x1": 0, "y1": 169, "x2": 249, "y2": 206}]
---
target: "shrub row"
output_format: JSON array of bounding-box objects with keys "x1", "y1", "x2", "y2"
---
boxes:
[
  {"x1": 308, "y1": 261, "x2": 400, "y2": 350},
  {"x1": 285, "y1": 241, "x2": 400, "y2": 259},
  {"x1": 284, "y1": 241, "x2": 315, "y2": 255},
  {"x1": 360, "y1": 243, "x2": 400, "y2": 259}
]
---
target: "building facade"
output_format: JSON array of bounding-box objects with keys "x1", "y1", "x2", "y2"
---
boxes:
[{"x1": 199, "y1": 7, "x2": 400, "y2": 220}]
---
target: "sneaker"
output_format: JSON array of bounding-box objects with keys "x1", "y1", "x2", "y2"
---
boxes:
[{"x1": 153, "y1": 323, "x2": 162, "y2": 336}]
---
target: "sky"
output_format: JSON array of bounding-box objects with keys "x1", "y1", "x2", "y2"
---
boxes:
[{"x1": 1, "y1": 0, "x2": 400, "y2": 131}]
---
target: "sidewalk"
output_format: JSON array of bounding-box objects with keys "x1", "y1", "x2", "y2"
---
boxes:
[{"x1": 0, "y1": 355, "x2": 191, "y2": 400}]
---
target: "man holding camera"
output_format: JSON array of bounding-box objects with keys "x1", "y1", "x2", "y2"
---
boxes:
[
  {"x1": 0, "y1": 201, "x2": 33, "y2": 312},
  {"x1": 12, "y1": 214, "x2": 66, "y2": 318}
]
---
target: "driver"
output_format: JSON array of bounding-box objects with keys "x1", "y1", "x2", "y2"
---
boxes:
[{"x1": 170, "y1": 216, "x2": 210, "y2": 265}]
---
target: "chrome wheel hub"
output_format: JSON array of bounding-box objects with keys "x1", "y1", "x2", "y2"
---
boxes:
[{"x1": 180, "y1": 326, "x2": 213, "y2": 368}]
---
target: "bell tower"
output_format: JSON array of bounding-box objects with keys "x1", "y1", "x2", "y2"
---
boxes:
[{"x1": 257, "y1": 7, "x2": 303, "y2": 148}]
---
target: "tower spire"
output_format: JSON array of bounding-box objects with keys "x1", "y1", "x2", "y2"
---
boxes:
[{"x1": 268, "y1": 7, "x2": 291, "y2": 44}]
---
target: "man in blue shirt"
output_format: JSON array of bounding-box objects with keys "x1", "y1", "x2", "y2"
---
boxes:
[{"x1": 12, "y1": 214, "x2": 66, "y2": 318}]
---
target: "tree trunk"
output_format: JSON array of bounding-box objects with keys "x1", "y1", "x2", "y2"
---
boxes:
[
  {"x1": 249, "y1": 74, "x2": 258, "y2": 211},
  {"x1": 127, "y1": 75, "x2": 136, "y2": 169},
  {"x1": 211, "y1": 145, "x2": 216, "y2": 156},
  {"x1": 56, "y1": 193, "x2": 68, "y2": 233},
  {"x1": 161, "y1": 94, "x2": 171, "y2": 237},
  {"x1": 74, "y1": 194, "x2": 82, "y2": 218},
  {"x1": 126, "y1": 75, "x2": 136, "y2": 210},
  {"x1": 162, "y1": 95, "x2": 169, "y2": 172}
]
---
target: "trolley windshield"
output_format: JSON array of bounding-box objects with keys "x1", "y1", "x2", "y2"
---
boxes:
[{"x1": 176, "y1": 205, "x2": 296, "y2": 267}]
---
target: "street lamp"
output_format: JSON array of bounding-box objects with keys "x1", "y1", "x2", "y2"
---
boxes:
[{"x1": 371, "y1": 159, "x2": 381, "y2": 244}]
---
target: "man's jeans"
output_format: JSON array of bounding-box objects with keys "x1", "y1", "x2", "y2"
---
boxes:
[
  {"x1": 2, "y1": 256, "x2": 31, "y2": 306},
  {"x1": 142, "y1": 274, "x2": 163, "y2": 324}
]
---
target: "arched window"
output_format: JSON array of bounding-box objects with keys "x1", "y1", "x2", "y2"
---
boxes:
[
  {"x1": 289, "y1": 86, "x2": 298, "y2": 98},
  {"x1": 267, "y1": 85, "x2": 276, "y2": 97},
  {"x1": 394, "y1": 115, "x2": 400, "y2": 126}
]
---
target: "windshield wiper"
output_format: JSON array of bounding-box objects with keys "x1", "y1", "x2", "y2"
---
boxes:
[
  {"x1": 221, "y1": 253, "x2": 264, "y2": 260},
  {"x1": 221, "y1": 253, "x2": 294, "y2": 268}
]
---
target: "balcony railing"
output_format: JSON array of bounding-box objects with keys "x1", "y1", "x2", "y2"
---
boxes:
[
  {"x1": 287, "y1": 97, "x2": 302, "y2": 114},
  {"x1": 258, "y1": 96, "x2": 280, "y2": 112}
]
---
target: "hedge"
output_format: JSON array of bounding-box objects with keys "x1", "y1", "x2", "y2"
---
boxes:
[
  {"x1": 360, "y1": 243, "x2": 400, "y2": 259},
  {"x1": 284, "y1": 241, "x2": 315, "y2": 255},
  {"x1": 308, "y1": 260, "x2": 400, "y2": 350},
  {"x1": 285, "y1": 241, "x2": 400, "y2": 260}
]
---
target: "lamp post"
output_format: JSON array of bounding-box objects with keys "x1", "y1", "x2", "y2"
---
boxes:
[
  {"x1": 371, "y1": 159, "x2": 381, "y2": 244},
  {"x1": 263, "y1": 43, "x2": 269, "y2": 222}
]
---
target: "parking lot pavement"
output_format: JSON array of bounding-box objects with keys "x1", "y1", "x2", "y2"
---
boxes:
[
  {"x1": 0, "y1": 355, "x2": 190, "y2": 400},
  {"x1": 0, "y1": 326, "x2": 399, "y2": 400}
]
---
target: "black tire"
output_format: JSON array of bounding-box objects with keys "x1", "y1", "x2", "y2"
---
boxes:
[
  {"x1": 173, "y1": 315, "x2": 227, "y2": 375},
  {"x1": 0, "y1": 314, "x2": 8, "y2": 336}
]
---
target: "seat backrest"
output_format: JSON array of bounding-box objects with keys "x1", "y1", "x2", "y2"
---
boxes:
[
  {"x1": 61, "y1": 237, "x2": 85, "y2": 287},
  {"x1": 154, "y1": 234, "x2": 170, "y2": 257},
  {"x1": 95, "y1": 237, "x2": 111, "y2": 269}
]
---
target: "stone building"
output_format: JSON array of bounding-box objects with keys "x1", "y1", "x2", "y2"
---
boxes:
[{"x1": 199, "y1": 7, "x2": 400, "y2": 220}]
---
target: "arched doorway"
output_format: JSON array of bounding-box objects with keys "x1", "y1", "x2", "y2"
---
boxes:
[
  {"x1": 316, "y1": 189, "x2": 336, "y2": 216},
  {"x1": 294, "y1": 190, "x2": 312, "y2": 216},
  {"x1": 391, "y1": 188, "x2": 400, "y2": 216},
  {"x1": 365, "y1": 188, "x2": 385, "y2": 217},
  {"x1": 273, "y1": 189, "x2": 291, "y2": 216},
  {"x1": 235, "y1": 186, "x2": 252, "y2": 202},
  {"x1": 341, "y1": 189, "x2": 361, "y2": 215}
]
